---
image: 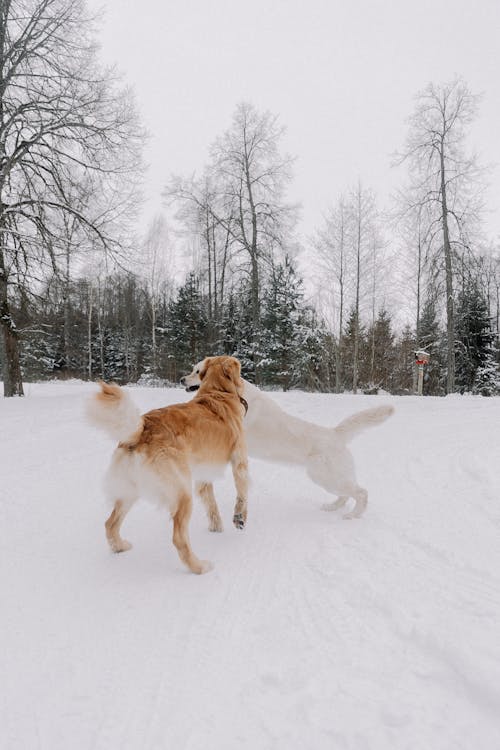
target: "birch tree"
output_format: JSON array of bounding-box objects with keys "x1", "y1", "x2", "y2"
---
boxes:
[
  {"x1": 209, "y1": 102, "x2": 297, "y2": 332},
  {"x1": 348, "y1": 182, "x2": 377, "y2": 393},
  {"x1": 140, "y1": 214, "x2": 173, "y2": 376},
  {"x1": 313, "y1": 196, "x2": 351, "y2": 391},
  {"x1": 166, "y1": 173, "x2": 235, "y2": 343}
]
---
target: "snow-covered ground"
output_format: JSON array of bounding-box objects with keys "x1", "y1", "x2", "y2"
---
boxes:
[{"x1": 1, "y1": 381, "x2": 499, "y2": 750}]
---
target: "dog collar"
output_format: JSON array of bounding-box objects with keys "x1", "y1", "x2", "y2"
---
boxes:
[{"x1": 239, "y1": 396, "x2": 248, "y2": 416}]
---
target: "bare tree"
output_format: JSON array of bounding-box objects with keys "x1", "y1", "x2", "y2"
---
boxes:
[
  {"x1": 167, "y1": 103, "x2": 298, "y2": 376},
  {"x1": 210, "y1": 102, "x2": 297, "y2": 332},
  {"x1": 166, "y1": 173, "x2": 235, "y2": 343},
  {"x1": 139, "y1": 213, "x2": 173, "y2": 376},
  {"x1": 348, "y1": 182, "x2": 377, "y2": 393},
  {"x1": 0, "y1": 0, "x2": 143, "y2": 396},
  {"x1": 396, "y1": 78, "x2": 485, "y2": 393},
  {"x1": 313, "y1": 196, "x2": 351, "y2": 391}
]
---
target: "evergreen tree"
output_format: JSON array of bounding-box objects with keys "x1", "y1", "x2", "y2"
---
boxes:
[
  {"x1": 341, "y1": 308, "x2": 367, "y2": 392},
  {"x1": 294, "y1": 307, "x2": 331, "y2": 391},
  {"x1": 455, "y1": 281, "x2": 497, "y2": 393},
  {"x1": 167, "y1": 273, "x2": 208, "y2": 379},
  {"x1": 394, "y1": 325, "x2": 417, "y2": 394},
  {"x1": 260, "y1": 258, "x2": 303, "y2": 390},
  {"x1": 365, "y1": 309, "x2": 396, "y2": 392},
  {"x1": 417, "y1": 297, "x2": 445, "y2": 395},
  {"x1": 221, "y1": 282, "x2": 261, "y2": 383},
  {"x1": 473, "y1": 351, "x2": 500, "y2": 396}
]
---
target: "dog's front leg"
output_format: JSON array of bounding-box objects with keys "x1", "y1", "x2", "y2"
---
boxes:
[{"x1": 231, "y1": 445, "x2": 249, "y2": 530}]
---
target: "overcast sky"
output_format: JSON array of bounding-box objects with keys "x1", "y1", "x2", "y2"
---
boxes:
[{"x1": 89, "y1": 0, "x2": 500, "y2": 247}]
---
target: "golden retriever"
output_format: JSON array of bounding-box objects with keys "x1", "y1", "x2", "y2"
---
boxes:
[{"x1": 87, "y1": 355, "x2": 248, "y2": 574}]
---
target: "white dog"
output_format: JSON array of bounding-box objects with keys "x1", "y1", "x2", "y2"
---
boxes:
[{"x1": 181, "y1": 360, "x2": 394, "y2": 530}]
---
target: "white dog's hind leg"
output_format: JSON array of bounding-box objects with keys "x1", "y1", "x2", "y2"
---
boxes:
[
  {"x1": 342, "y1": 486, "x2": 368, "y2": 519},
  {"x1": 321, "y1": 496, "x2": 349, "y2": 512},
  {"x1": 196, "y1": 481, "x2": 223, "y2": 532}
]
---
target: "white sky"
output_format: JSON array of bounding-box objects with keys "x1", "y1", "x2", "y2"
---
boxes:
[{"x1": 89, "y1": 0, "x2": 500, "y2": 250}]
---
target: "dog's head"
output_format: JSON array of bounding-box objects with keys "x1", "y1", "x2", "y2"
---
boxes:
[
  {"x1": 181, "y1": 356, "x2": 243, "y2": 397},
  {"x1": 180, "y1": 359, "x2": 205, "y2": 392}
]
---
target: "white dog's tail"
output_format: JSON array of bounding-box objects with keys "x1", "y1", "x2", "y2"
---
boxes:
[
  {"x1": 333, "y1": 405, "x2": 394, "y2": 443},
  {"x1": 86, "y1": 381, "x2": 143, "y2": 443}
]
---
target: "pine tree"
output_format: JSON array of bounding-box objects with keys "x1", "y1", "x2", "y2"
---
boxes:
[
  {"x1": 473, "y1": 351, "x2": 500, "y2": 396},
  {"x1": 417, "y1": 297, "x2": 446, "y2": 395},
  {"x1": 294, "y1": 307, "x2": 331, "y2": 391},
  {"x1": 455, "y1": 280, "x2": 498, "y2": 393},
  {"x1": 167, "y1": 273, "x2": 208, "y2": 379},
  {"x1": 393, "y1": 325, "x2": 417, "y2": 394},
  {"x1": 365, "y1": 309, "x2": 396, "y2": 392},
  {"x1": 260, "y1": 258, "x2": 303, "y2": 390},
  {"x1": 341, "y1": 308, "x2": 367, "y2": 392},
  {"x1": 219, "y1": 282, "x2": 261, "y2": 382}
]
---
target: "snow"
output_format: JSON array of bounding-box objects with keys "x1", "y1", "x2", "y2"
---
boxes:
[{"x1": 1, "y1": 381, "x2": 500, "y2": 750}]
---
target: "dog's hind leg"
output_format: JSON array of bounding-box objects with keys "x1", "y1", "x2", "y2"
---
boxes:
[
  {"x1": 321, "y1": 496, "x2": 349, "y2": 512},
  {"x1": 231, "y1": 446, "x2": 249, "y2": 530},
  {"x1": 196, "y1": 481, "x2": 223, "y2": 533},
  {"x1": 105, "y1": 498, "x2": 135, "y2": 553},
  {"x1": 172, "y1": 492, "x2": 213, "y2": 574}
]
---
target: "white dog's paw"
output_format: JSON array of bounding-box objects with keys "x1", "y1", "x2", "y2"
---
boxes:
[
  {"x1": 342, "y1": 511, "x2": 364, "y2": 520},
  {"x1": 321, "y1": 497, "x2": 348, "y2": 513},
  {"x1": 321, "y1": 502, "x2": 337, "y2": 512}
]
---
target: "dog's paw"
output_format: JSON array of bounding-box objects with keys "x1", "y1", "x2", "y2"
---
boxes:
[
  {"x1": 208, "y1": 519, "x2": 224, "y2": 533},
  {"x1": 322, "y1": 497, "x2": 348, "y2": 512},
  {"x1": 110, "y1": 539, "x2": 132, "y2": 553},
  {"x1": 198, "y1": 560, "x2": 214, "y2": 574},
  {"x1": 321, "y1": 502, "x2": 337, "y2": 512},
  {"x1": 342, "y1": 511, "x2": 363, "y2": 520},
  {"x1": 233, "y1": 513, "x2": 246, "y2": 530}
]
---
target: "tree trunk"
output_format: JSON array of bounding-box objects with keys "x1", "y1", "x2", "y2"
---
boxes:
[
  {"x1": 440, "y1": 144, "x2": 455, "y2": 393},
  {"x1": 353, "y1": 195, "x2": 362, "y2": 394},
  {"x1": 0, "y1": 298, "x2": 24, "y2": 397},
  {"x1": 87, "y1": 283, "x2": 93, "y2": 380},
  {"x1": 0, "y1": 225, "x2": 24, "y2": 396},
  {"x1": 336, "y1": 205, "x2": 345, "y2": 393},
  {"x1": 62, "y1": 242, "x2": 71, "y2": 374}
]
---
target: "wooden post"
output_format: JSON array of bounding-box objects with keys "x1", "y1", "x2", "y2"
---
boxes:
[
  {"x1": 417, "y1": 363, "x2": 424, "y2": 396},
  {"x1": 414, "y1": 350, "x2": 430, "y2": 396}
]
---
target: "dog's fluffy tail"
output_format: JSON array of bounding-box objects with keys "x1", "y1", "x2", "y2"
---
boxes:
[
  {"x1": 333, "y1": 404, "x2": 394, "y2": 443},
  {"x1": 86, "y1": 381, "x2": 143, "y2": 443}
]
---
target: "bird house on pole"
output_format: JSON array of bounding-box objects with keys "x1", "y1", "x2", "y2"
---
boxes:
[{"x1": 414, "y1": 350, "x2": 430, "y2": 395}]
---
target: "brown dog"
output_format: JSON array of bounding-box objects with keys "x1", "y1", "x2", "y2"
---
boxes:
[{"x1": 87, "y1": 355, "x2": 248, "y2": 574}]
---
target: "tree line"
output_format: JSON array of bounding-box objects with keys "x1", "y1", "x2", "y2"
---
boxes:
[
  {"x1": 13, "y1": 251, "x2": 499, "y2": 396},
  {"x1": 1, "y1": 1, "x2": 499, "y2": 396}
]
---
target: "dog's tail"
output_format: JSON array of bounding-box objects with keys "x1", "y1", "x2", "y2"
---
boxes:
[
  {"x1": 333, "y1": 404, "x2": 394, "y2": 443},
  {"x1": 86, "y1": 381, "x2": 143, "y2": 444}
]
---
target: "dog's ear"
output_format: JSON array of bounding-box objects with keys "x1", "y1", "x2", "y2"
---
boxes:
[
  {"x1": 198, "y1": 357, "x2": 211, "y2": 380},
  {"x1": 222, "y1": 357, "x2": 241, "y2": 382},
  {"x1": 97, "y1": 381, "x2": 122, "y2": 400}
]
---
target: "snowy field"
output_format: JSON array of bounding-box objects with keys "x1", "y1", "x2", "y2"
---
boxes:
[{"x1": 1, "y1": 381, "x2": 499, "y2": 750}]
